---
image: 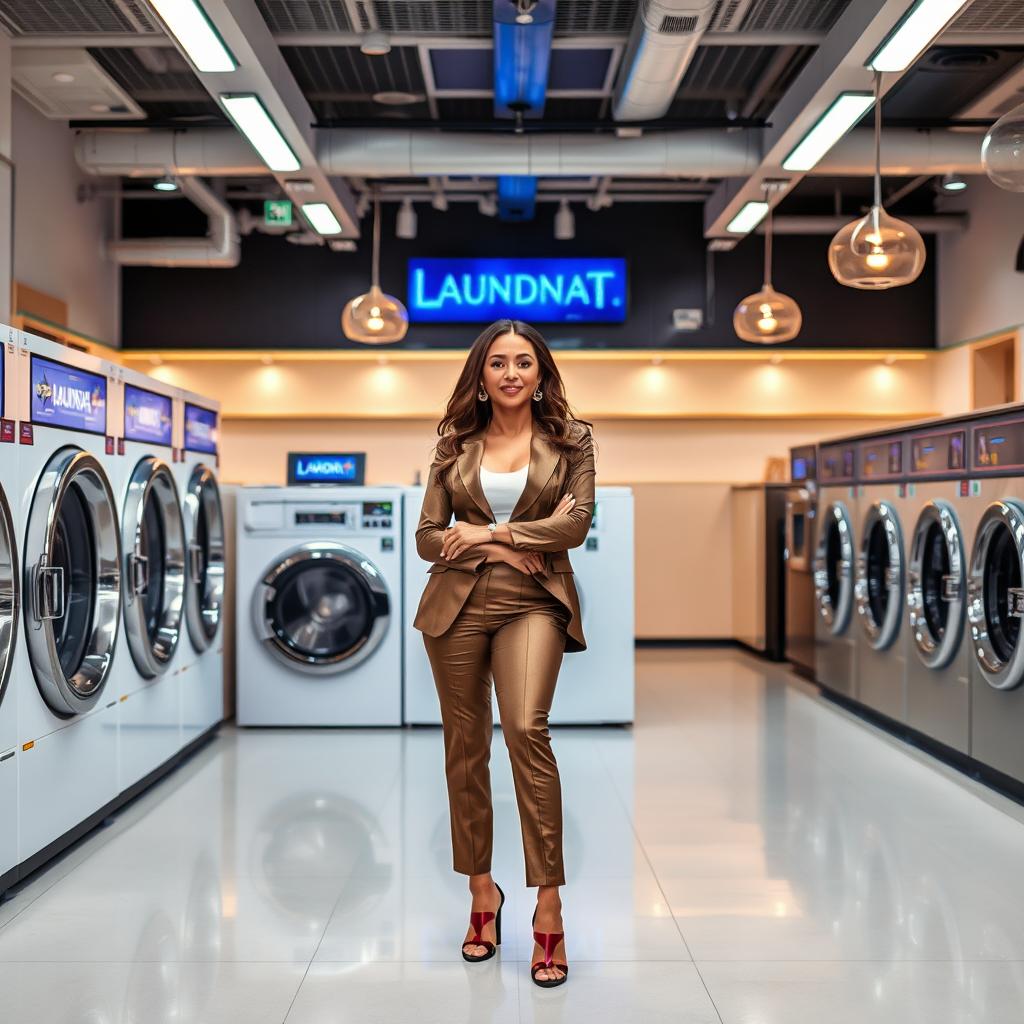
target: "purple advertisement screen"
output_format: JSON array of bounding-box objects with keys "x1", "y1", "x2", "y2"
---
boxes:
[
  {"x1": 124, "y1": 384, "x2": 172, "y2": 446},
  {"x1": 31, "y1": 355, "x2": 106, "y2": 435},
  {"x1": 184, "y1": 402, "x2": 218, "y2": 453}
]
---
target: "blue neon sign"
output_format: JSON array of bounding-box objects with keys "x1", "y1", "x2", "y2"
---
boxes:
[{"x1": 407, "y1": 258, "x2": 627, "y2": 324}]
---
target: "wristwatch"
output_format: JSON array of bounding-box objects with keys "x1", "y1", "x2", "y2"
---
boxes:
[{"x1": 487, "y1": 522, "x2": 497, "y2": 539}]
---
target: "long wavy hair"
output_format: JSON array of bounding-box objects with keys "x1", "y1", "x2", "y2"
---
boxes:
[{"x1": 431, "y1": 319, "x2": 595, "y2": 474}]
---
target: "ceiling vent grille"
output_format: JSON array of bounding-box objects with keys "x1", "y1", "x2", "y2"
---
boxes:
[
  {"x1": 743, "y1": 0, "x2": 849, "y2": 32},
  {"x1": 555, "y1": 0, "x2": 637, "y2": 34},
  {"x1": 0, "y1": 0, "x2": 157, "y2": 35},
  {"x1": 661, "y1": 14, "x2": 700, "y2": 32},
  {"x1": 254, "y1": 1, "x2": 353, "y2": 33},
  {"x1": 374, "y1": 1, "x2": 491, "y2": 34},
  {"x1": 951, "y1": 0, "x2": 1024, "y2": 32},
  {"x1": 709, "y1": 0, "x2": 754, "y2": 31}
]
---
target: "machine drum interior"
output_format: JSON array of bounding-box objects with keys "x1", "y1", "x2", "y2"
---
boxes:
[
  {"x1": 983, "y1": 521, "x2": 1022, "y2": 667},
  {"x1": 920, "y1": 521, "x2": 951, "y2": 642},
  {"x1": 865, "y1": 518, "x2": 891, "y2": 628}
]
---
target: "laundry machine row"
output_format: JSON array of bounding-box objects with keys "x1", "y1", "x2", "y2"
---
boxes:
[{"x1": 0, "y1": 327, "x2": 225, "y2": 896}]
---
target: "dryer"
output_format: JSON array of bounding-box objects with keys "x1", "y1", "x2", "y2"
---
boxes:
[
  {"x1": 175, "y1": 391, "x2": 226, "y2": 745},
  {"x1": 236, "y1": 485, "x2": 403, "y2": 726},
  {"x1": 904, "y1": 424, "x2": 972, "y2": 754},
  {"x1": 14, "y1": 331, "x2": 122, "y2": 868},
  {"x1": 813, "y1": 442, "x2": 858, "y2": 699},
  {"x1": 110, "y1": 367, "x2": 185, "y2": 792},
  {"x1": 853, "y1": 435, "x2": 910, "y2": 723}
]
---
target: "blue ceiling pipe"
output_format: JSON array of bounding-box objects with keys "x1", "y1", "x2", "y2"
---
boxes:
[{"x1": 494, "y1": 0, "x2": 556, "y2": 221}]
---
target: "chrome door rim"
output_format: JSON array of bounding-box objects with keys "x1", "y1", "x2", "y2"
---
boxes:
[
  {"x1": 23, "y1": 447, "x2": 121, "y2": 716},
  {"x1": 968, "y1": 499, "x2": 1024, "y2": 690},
  {"x1": 907, "y1": 500, "x2": 964, "y2": 670},
  {"x1": 253, "y1": 541, "x2": 390, "y2": 675},
  {"x1": 183, "y1": 464, "x2": 225, "y2": 653},
  {"x1": 0, "y1": 484, "x2": 18, "y2": 709},
  {"x1": 813, "y1": 501, "x2": 854, "y2": 635},
  {"x1": 122, "y1": 457, "x2": 185, "y2": 678},
  {"x1": 856, "y1": 501, "x2": 904, "y2": 650}
]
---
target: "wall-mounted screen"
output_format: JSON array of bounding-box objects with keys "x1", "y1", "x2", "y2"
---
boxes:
[
  {"x1": 30, "y1": 355, "x2": 106, "y2": 435},
  {"x1": 287, "y1": 452, "x2": 365, "y2": 486},
  {"x1": 184, "y1": 402, "x2": 217, "y2": 453},
  {"x1": 407, "y1": 257, "x2": 628, "y2": 323},
  {"x1": 124, "y1": 384, "x2": 172, "y2": 446}
]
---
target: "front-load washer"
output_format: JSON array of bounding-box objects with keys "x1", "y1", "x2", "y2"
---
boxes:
[
  {"x1": 965, "y1": 413, "x2": 1024, "y2": 785},
  {"x1": 813, "y1": 441, "x2": 858, "y2": 699},
  {"x1": 14, "y1": 331, "x2": 122, "y2": 867},
  {"x1": 110, "y1": 366, "x2": 185, "y2": 792},
  {"x1": 904, "y1": 424, "x2": 973, "y2": 754},
  {"x1": 402, "y1": 485, "x2": 635, "y2": 725},
  {"x1": 236, "y1": 485, "x2": 403, "y2": 726},
  {"x1": 175, "y1": 391, "x2": 225, "y2": 744},
  {"x1": 0, "y1": 324, "x2": 21, "y2": 892},
  {"x1": 853, "y1": 435, "x2": 910, "y2": 723}
]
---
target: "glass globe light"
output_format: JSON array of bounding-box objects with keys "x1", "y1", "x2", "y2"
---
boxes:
[
  {"x1": 981, "y1": 100, "x2": 1024, "y2": 192},
  {"x1": 342, "y1": 283, "x2": 408, "y2": 344},
  {"x1": 734, "y1": 285, "x2": 802, "y2": 344},
  {"x1": 828, "y1": 205, "x2": 925, "y2": 290}
]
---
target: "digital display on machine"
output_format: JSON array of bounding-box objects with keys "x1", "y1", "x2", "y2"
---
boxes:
[
  {"x1": 819, "y1": 445, "x2": 855, "y2": 481},
  {"x1": 30, "y1": 355, "x2": 106, "y2": 435},
  {"x1": 790, "y1": 445, "x2": 816, "y2": 482},
  {"x1": 124, "y1": 384, "x2": 172, "y2": 446},
  {"x1": 974, "y1": 420, "x2": 1024, "y2": 470},
  {"x1": 363, "y1": 501, "x2": 393, "y2": 517},
  {"x1": 910, "y1": 430, "x2": 965, "y2": 474},
  {"x1": 287, "y1": 452, "x2": 366, "y2": 486},
  {"x1": 861, "y1": 440, "x2": 903, "y2": 478},
  {"x1": 407, "y1": 257, "x2": 628, "y2": 324},
  {"x1": 296, "y1": 511, "x2": 349, "y2": 525},
  {"x1": 184, "y1": 402, "x2": 218, "y2": 453}
]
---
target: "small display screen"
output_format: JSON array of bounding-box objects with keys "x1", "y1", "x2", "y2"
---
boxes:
[
  {"x1": 790, "y1": 446, "x2": 816, "y2": 482},
  {"x1": 296, "y1": 511, "x2": 349, "y2": 525},
  {"x1": 975, "y1": 421, "x2": 1024, "y2": 470},
  {"x1": 363, "y1": 501, "x2": 393, "y2": 517},
  {"x1": 288, "y1": 452, "x2": 366, "y2": 486},
  {"x1": 862, "y1": 440, "x2": 903, "y2": 478},
  {"x1": 124, "y1": 383, "x2": 172, "y2": 446},
  {"x1": 30, "y1": 355, "x2": 106, "y2": 435},
  {"x1": 910, "y1": 430, "x2": 965, "y2": 474},
  {"x1": 819, "y1": 445, "x2": 855, "y2": 481},
  {"x1": 184, "y1": 402, "x2": 218, "y2": 453}
]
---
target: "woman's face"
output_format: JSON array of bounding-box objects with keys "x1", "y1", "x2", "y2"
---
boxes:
[{"x1": 480, "y1": 332, "x2": 541, "y2": 408}]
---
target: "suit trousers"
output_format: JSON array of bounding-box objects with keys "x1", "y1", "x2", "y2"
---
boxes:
[{"x1": 422, "y1": 561, "x2": 571, "y2": 887}]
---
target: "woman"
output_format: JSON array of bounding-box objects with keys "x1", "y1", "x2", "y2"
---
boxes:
[{"x1": 413, "y1": 318, "x2": 596, "y2": 988}]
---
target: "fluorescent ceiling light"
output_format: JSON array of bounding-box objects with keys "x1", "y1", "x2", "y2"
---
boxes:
[
  {"x1": 869, "y1": 0, "x2": 967, "y2": 73},
  {"x1": 220, "y1": 94, "x2": 301, "y2": 172},
  {"x1": 782, "y1": 92, "x2": 875, "y2": 172},
  {"x1": 149, "y1": 0, "x2": 236, "y2": 73},
  {"x1": 726, "y1": 201, "x2": 770, "y2": 234},
  {"x1": 302, "y1": 203, "x2": 343, "y2": 235}
]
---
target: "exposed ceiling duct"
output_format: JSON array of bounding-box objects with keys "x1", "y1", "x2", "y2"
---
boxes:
[
  {"x1": 612, "y1": 0, "x2": 718, "y2": 122},
  {"x1": 108, "y1": 175, "x2": 240, "y2": 268}
]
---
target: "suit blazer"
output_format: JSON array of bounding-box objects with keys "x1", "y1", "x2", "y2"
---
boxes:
[{"x1": 413, "y1": 421, "x2": 596, "y2": 654}]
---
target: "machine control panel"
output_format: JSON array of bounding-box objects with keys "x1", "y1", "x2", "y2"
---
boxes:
[
  {"x1": 818, "y1": 443, "x2": 856, "y2": 483},
  {"x1": 909, "y1": 429, "x2": 965, "y2": 476},
  {"x1": 860, "y1": 439, "x2": 903, "y2": 479},
  {"x1": 245, "y1": 500, "x2": 394, "y2": 532},
  {"x1": 973, "y1": 418, "x2": 1024, "y2": 473}
]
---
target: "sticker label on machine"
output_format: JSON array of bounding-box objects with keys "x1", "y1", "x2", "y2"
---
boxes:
[
  {"x1": 184, "y1": 402, "x2": 218, "y2": 453},
  {"x1": 124, "y1": 383, "x2": 172, "y2": 446},
  {"x1": 30, "y1": 355, "x2": 106, "y2": 435}
]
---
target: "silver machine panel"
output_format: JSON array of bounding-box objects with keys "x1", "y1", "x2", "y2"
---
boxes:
[
  {"x1": 0, "y1": 486, "x2": 17, "y2": 710},
  {"x1": 183, "y1": 465, "x2": 225, "y2": 654},
  {"x1": 814, "y1": 501, "x2": 855, "y2": 635}
]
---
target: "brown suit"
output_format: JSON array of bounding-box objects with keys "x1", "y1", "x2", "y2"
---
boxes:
[{"x1": 412, "y1": 421, "x2": 596, "y2": 887}]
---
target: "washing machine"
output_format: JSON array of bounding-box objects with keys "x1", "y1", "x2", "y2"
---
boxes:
[
  {"x1": 904, "y1": 423, "x2": 972, "y2": 754},
  {"x1": 14, "y1": 331, "x2": 122, "y2": 868},
  {"x1": 0, "y1": 324, "x2": 20, "y2": 892},
  {"x1": 175, "y1": 390, "x2": 226, "y2": 744},
  {"x1": 852, "y1": 434, "x2": 910, "y2": 723},
  {"x1": 236, "y1": 485, "x2": 403, "y2": 726},
  {"x1": 813, "y1": 441, "x2": 858, "y2": 699},
  {"x1": 110, "y1": 366, "x2": 185, "y2": 792},
  {"x1": 402, "y1": 485, "x2": 635, "y2": 726},
  {"x1": 964, "y1": 412, "x2": 1024, "y2": 785}
]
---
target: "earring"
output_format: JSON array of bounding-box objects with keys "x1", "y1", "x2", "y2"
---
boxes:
[
  {"x1": 533, "y1": 387, "x2": 543, "y2": 402},
  {"x1": 478, "y1": 385, "x2": 489, "y2": 402}
]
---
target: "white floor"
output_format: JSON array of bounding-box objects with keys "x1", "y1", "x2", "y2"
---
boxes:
[{"x1": 3, "y1": 648, "x2": 1024, "y2": 1022}]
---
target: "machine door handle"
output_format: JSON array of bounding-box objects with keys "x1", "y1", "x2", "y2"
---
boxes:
[
  {"x1": 1008, "y1": 588, "x2": 1024, "y2": 618},
  {"x1": 188, "y1": 541, "x2": 204, "y2": 584},
  {"x1": 33, "y1": 559, "x2": 65, "y2": 622},
  {"x1": 941, "y1": 574, "x2": 960, "y2": 601},
  {"x1": 129, "y1": 552, "x2": 149, "y2": 595}
]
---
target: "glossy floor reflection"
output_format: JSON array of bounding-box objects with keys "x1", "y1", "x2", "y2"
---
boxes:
[{"x1": 2, "y1": 648, "x2": 1024, "y2": 1021}]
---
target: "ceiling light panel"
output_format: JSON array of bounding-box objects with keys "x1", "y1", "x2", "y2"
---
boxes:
[
  {"x1": 781, "y1": 92, "x2": 875, "y2": 172},
  {"x1": 148, "y1": 0, "x2": 237, "y2": 73},
  {"x1": 220, "y1": 93, "x2": 302, "y2": 172}
]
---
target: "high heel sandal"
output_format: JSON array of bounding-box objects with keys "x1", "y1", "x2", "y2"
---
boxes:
[
  {"x1": 462, "y1": 882, "x2": 504, "y2": 962},
  {"x1": 531, "y1": 907, "x2": 569, "y2": 987}
]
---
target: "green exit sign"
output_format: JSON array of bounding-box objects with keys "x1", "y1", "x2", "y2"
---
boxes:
[{"x1": 264, "y1": 199, "x2": 293, "y2": 226}]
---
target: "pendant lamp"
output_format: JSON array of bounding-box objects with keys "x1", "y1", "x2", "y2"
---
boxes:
[
  {"x1": 733, "y1": 187, "x2": 802, "y2": 344},
  {"x1": 981, "y1": 100, "x2": 1024, "y2": 192},
  {"x1": 828, "y1": 71, "x2": 925, "y2": 290},
  {"x1": 342, "y1": 197, "x2": 408, "y2": 344}
]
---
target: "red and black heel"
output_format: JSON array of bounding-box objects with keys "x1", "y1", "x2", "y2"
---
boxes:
[
  {"x1": 462, "y1": 882, "x2": 504, "y2": 962},
  {"x1": 530, "y1": 908, "x2": 569, "y2": 987}
]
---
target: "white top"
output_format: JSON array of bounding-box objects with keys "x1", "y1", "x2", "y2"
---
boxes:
[{"x1": 479, "y1": 464, "x2": 528, "y2": 523}]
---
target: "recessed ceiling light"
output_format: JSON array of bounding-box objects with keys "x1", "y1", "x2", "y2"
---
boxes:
[
  {"x1": 52, "y1": 72, "x2": 75, "y2": 84},
  {"x1": 372, "y1": 91, "x2": 425, "y2": 106}
]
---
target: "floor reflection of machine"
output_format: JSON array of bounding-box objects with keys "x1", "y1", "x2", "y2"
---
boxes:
[
  {"x1": 784, "y1": 445, "x2": 817, "y2": 679},
  {"x1": 236, "y1": 486, "x2": 403, "y2": 726},
  {"x1": 853, "y1": 435, "x2": 909, "y2": 723},
  {"x1": 966, "y1": 414, "x2": 1024, "y2": 786},
  {"x1": 904, "y1": 425, "x2": 972, "y2": 754},
  {"x1": 813, "y1": 442, "x2": 858, "y2": 699},
  {"x1": 111, "y1": 367, "x2": 185, "y2": 792},
  {"x1": 0, "y1": 325, "x2": 19, "y2": 893},
  {"x1": 14, "y1": 332, "x2": 122, "y2": 869}
]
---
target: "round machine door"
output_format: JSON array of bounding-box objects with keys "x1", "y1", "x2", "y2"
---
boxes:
[
  {"x1": 122, "y1": 457, "x2": 186, "y2": 678},
  {"x1": 253, "y1": 542, "x2": 391, "y2": 674},
  {"x1": 907, "y1": 500, "x2": 965, "y2": 670},
  {"x1": 813, "y1": 501, "x2": 854, "y2": 634},
  {"x1": 0, "y1": 484, "x2": 18, "y2": 710},
  {"x1": 855, "y1": 501, "x2": 904, "y2": 650},
  {"x1": 23, "y1": 447, "x2": 121, "y2": 716},
  {"x1": 183, "y1": 464, "x2": 225, "y2": 654},
  {"x1": 968, "y1": 499, "x2": 1024, "y2": 691}
]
